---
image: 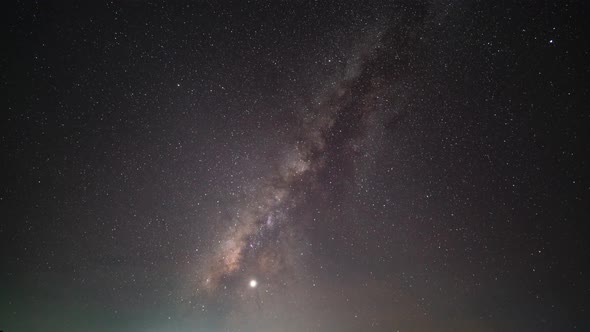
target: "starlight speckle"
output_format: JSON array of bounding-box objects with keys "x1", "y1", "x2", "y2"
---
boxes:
[{"x1": 3, "y1": 2, "x2": 587, "y2": 332}]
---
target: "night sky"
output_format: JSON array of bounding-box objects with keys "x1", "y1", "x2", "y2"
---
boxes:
[{"x1": 2, "y1": 1, "x2": 589, "y2": 331}]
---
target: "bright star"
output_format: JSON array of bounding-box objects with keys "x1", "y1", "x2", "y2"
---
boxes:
[{"x1": 249, "y1": 279, "x2": 257, "y2": 288}]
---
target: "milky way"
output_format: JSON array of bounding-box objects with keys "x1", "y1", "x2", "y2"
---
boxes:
[{"x1": 198, "y1": 21, "x2": 407, "y2": 294}]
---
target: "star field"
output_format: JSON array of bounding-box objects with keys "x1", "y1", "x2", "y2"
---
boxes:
[{"x1": 2, "y1": 1, "x2": 589, "y2": 332}]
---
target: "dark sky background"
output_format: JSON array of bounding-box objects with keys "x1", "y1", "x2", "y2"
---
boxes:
[{"x1": 2, "y1": 1, "x2": 589, "y2": 331}]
